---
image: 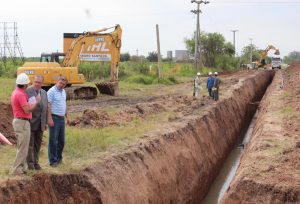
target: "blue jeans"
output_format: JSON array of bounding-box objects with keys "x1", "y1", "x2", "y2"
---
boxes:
[{"x1": 48, "y1": 115, "x2": 65, "y2": 165}]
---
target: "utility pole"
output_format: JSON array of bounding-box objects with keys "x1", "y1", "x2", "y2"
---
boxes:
[
  {"x1": 191, "y1": 0, "x2": 209, "y2": 73},
  {"x1": 249, "y1": 38, "x2": 253, "y2": 64},
  {"x1": 156, "y1": 24, "x2": 162, "y2": 79},
  {"x1": 231, "y1": 29, "x2": 238, "y2": 55}
]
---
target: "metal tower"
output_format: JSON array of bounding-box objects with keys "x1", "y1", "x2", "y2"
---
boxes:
[{"x1": 0, "y1": 22, "x2": 24, "y2": 64}]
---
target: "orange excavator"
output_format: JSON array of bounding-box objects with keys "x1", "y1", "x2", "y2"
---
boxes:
[{"x1": 17, "y1": 25, "x2": 122, "y2": 99}]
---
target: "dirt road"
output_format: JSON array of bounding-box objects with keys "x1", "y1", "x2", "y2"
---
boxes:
[{"x1": 67, "y1": 70, "x2": 252, "y2": 129}]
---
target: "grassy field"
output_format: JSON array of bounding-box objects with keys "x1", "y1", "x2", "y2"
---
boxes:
[
  {"x1": 0, "y1": 67, "x2": 198, "y2": 181},
  {"x1": 0, "y1": 111, "x2": 173, "y2": 180},
  {"x1": 0, "y1": 78, "x2": 15, "y2": 103}
]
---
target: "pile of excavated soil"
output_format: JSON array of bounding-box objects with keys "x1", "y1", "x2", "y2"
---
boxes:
[
  {"x1": 68, "y1": 102, "x2": 166, "y2": 128},
  {"x1": 67, "y1": 70, "x2": 252, "y2": 115},
  {"x1": 0, "y1": 102, "x2": 15, "y2": 144},
  {"x1": 222, "y1": 64, "x2": 300, "y2": 203},
  {"x1": 68, "y1": 94, "x2": 211, "y2": 128}
]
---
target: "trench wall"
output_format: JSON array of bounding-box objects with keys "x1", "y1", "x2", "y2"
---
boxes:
[
  {"x1": 221, "y1": 69, "x2": 300, "y2": 203},
  {"x1": 0, "y1": 70, "x2": 274, "y2": 204}
]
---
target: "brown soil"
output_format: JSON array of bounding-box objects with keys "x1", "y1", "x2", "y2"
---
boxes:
[
  {"x1": 66, "y1": 70, "x2": 251, "y2": 115},
  {"x1": 0, "y1": 102, "x2": 15, "y2": 144},
  {"x1": 68, "y1": 102, "x2": 166, "y2": 128},
  {"x1": 67, "y1": 70, "x2": 256, "y2": 129},
  {"x1": 0, "y1": 70, "x2": 274, "y2": 203},
  {"x1": 221, "y1": 64, "x2": 300, "y2": 203}
]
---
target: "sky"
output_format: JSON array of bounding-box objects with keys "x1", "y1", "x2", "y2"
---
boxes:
[{"x1": 1, "y1": 0, "x2": 300, "y2": 58}]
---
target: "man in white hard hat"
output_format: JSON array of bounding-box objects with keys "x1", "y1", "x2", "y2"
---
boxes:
[
  {"x1": 212, "y1": 72, "x2": 221, "y2": 101},
  {"x1": 193, "y1": 72, "x2": 201, "y2": 98},
  {"x1": 10, "y1": 73, "x2": 41, "y2": 175},
  {"x1": 206, "y1": 72, "x2": 215, "y2": 98}
]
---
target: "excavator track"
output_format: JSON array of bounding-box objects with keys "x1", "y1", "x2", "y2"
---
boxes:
[
  {"x1": 95, "y1": 81, "x2": 119, "y2": 96},
  {"x1": 65, "y1": 86, "x2": 98, "y2": 100}
]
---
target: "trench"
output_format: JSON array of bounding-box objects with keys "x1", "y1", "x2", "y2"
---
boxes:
[
  {"x1": 0, "y1": 70, "x2": 275, "y2": 204},
  {"x1": 202, "y1": 111, "x2": 258, "y2": 204}
]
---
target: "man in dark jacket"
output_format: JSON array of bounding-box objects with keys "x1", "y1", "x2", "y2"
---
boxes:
[
  {"x1": 26, "y1": 75, "x2": 48, "y2": 170},
  {"x1": 212, "y1": 72, "x2": 221, "y2": 101},
  {"x1": 206, "y1": 72, "x2": 215, "y2": 98}
]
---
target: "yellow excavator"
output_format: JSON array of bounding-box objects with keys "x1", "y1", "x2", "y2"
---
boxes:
[
  {"x1": 256, "y1": 44, "x2": 280, "y2": 68},
  {"x1": 17, "y1": 25, "x2": 122, "y2": 99}
]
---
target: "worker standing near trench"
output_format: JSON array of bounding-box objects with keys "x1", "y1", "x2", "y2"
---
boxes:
[
  {"x1": 10, "y1": 73, "x2": 41, "y2": 175},
  {"x1": 47, "y1": 76, "x2": 68, "y2": 167},
  {"x1": 212, "y1": 72, "x2": 221, "y2": 101},
  {"x1": 26, "y1": 75, "x2": 48, "y2": 170},
  {"x1": 193, "y1": 72, "x2": 202, "y2": 98},
  {"x1": 206, "y1": 72, "x2": 215, "y2": 98}
]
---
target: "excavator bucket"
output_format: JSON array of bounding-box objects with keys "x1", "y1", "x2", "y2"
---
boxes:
[
  {"x1": 274, "y1": 50, "x2": 280, "y2": 55},
  {"x1": 95, "y1": 81, "x2": 119, "y2": 96},
  {"x1": 65, "y1": 86, "x2": 98, "y2": 100}
]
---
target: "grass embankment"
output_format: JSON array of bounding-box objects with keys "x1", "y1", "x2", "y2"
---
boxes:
[
  {"x1": 0, "y1": 111, "x2": 174, "y2": 181},
  {"x1": 0, "y1": 61, "x2": 218, "y2": 181},
  {"x1": 0, "y1": 74, "x2": 181, "y2": 181},
  {"x1": 0, "y1": 78, "x2": 15, "y2": 103}
]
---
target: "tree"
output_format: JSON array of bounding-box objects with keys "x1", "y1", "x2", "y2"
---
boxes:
[
  {"x1": 184, "y1": 32, "x2": 235, "y2": 67},
  {"x1": 120, "y1": 52, "x2": 131, "y2": 62},
  {"x1": 239, "y1": 44, "x2": 261, "y2": 64},
  {"x1": 283, "y1": 51, "x2": 300, "y2": 64},
  {"x1": 146, "y1": 51, "x2": 158, "y2": 62}
]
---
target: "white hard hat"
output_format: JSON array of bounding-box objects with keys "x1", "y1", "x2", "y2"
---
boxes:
[
  {"x1": 197, "y1": 72, "x2": 201, "y2": 76},
  {"x1": 214, "y1": 72, "x2": 218, "y2": 75},
  {"x1": 209, "y1": 72, "x2": 212, "y2": 75},
  {"x1": 16, "y1": 73, "x2": 30, "y2": 85}
]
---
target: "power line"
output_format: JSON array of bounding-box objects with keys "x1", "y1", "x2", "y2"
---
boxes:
[{"x1": 211, "y1": 1, "x2": 300, "y2": 4}]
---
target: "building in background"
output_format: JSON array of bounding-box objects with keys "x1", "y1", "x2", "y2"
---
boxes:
[
  {"x1": 175, "y1": 50, "x2": 189, "y2": 61},
  {"x1": 167, "y1": 51, "x2": 173, "y2": 60}
]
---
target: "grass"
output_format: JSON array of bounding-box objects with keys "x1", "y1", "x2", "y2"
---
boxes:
[
  {"x1": 281, "y1": 106, "x2": 298, "y2": 118},
  {"x1": 0, "y1": 111, "x2": 173, "y2": 180},
  {"x1": 283, "y1": 91, "x2": 291, "y2": 98},
  {"x1": 0, "y1": 78, "x2": 15, "y2": 103},
  {"x1": 263, "y1": 138, "x2": 289, "y2": 157},
  {"x1": 243, "y1": 138, "x2": 290, "y2": 178}
]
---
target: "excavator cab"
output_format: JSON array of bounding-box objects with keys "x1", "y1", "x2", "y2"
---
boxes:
[
  {"x1": 40, "y1": 52, "x2": 65, "y2": 64},
  {"x1": 274, "y1": 49, "x2": 280, "y2": 55}
]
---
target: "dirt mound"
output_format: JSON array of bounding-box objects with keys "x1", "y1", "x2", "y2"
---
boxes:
[
  {"x1": 69, "y1": 103, "x2": 166, "y2": 128},
  {"x1": 0, "y1": 173, "x2": 102, "y2": 204},
  {"x1": 0, "y1": 102, "x2": 15, "y2": 144}
]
